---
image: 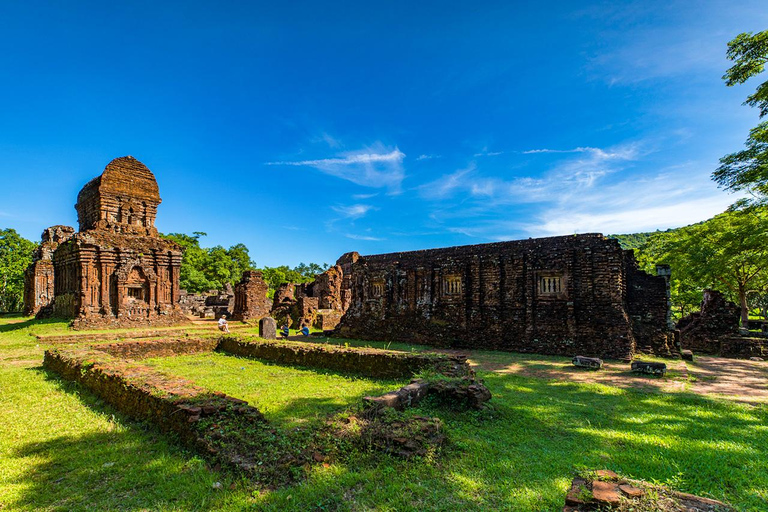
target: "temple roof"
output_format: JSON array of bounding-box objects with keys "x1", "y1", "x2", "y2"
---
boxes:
[{"x1": 77, "y1": 156, "x2": 161, "y2": 205}]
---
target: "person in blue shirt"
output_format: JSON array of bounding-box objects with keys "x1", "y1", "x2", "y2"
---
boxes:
[
  {"x1": 280, "y1": 324, "x2": 290, "y2": 338},
  {"x1": 299, "y1": 325, "x2": 310, "y2": 336}
]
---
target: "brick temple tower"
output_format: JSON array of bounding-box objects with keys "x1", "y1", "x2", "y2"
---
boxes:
[{"x1": 25, "y1": 156, "x2": 186, "y2": 329}]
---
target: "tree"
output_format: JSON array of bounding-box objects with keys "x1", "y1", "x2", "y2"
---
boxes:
[
  {"x1": 646, "y1": 209, "x2": 768, "y2": 328},
  {"x1": 0, "y1": 229, "x2": 36, "y2": 313},
  {"x1": 713, "y1": 30, "x2": 768, "y2": 207}
]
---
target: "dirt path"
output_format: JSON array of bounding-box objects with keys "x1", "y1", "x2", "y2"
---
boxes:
[
  {"x1": 687, "y1": 356, "x2": 768, "y2": 404},
  {"x1": 438, "y1": 349, "x2": 767, "y2": 405}
]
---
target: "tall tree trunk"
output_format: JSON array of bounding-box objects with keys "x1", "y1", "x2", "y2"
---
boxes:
[{"x1": 739, "y1": 283, "x2": 750, "y2": 329}]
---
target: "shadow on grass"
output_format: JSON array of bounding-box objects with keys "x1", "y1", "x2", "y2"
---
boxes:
[
  {"x1": 255, "y1": 370, "x2": 768, "y2": 510},
  {"x1": 0, "y1": 316, "x2": 68, "y2": 333},
  {"x1": 8, "y1": 367, "x2": 233, "y2": 511},
  {"x1": 19, "y1": 353, "x2": 768, "y2": 511}
]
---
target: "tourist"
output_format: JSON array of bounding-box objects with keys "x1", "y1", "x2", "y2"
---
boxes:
[
  {"x1": 280, "y1": 324, "x2": 290, "y2": 338},
  {"x1": 218, "y1": 315, "x2": 230, "y2": 333},
  {"x1": 299, "y1": 325, "x2": 310, "y2": 336}
]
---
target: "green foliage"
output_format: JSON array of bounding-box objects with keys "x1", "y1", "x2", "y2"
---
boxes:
[
  {"x1": 714, "y1": 30, "x2": 768, "y2": 207},
  {"x1": 723, "y1": 30, "x2": 768, "y2": 115},
  {"x1": 261, "y1": 262, "x2": 329, "y2": 299},
  {"x1": 714, "y1": 121, "x2": 768, "y2": 207},
  {"x1": 161, "y1": 232, "x2": 257, "y2": 293},
  {"x1": 161, "y1": 232, "x2": 328, "y2": 297},
  {"x1": 637, "y1": 209, "x2": 768, "y2": 326},
  {"x1": 608, "y1": 231, "x2": 655, "y2": 250},
  {"x1": 0, "y1": 228, "x2": 36, "y2": 312}
]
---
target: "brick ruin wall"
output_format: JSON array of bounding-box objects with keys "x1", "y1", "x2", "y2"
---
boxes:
[
  {"x1": 677, "y1": 289, "x2": 743, "y2": 355},
  {"x1": 23, "y1": 225, "x2": 75, "y2": 316},
  {"x1": 231, "y1": 270, "x2": 271, "y2": 321},
  {"x1": 334, "y1": 234, "x2": 672, "y2": 360}
]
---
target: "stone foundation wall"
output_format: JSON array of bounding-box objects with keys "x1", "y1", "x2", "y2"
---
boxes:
[
  {"x1": 334, "y1": 234, "x2": 670, "y2": 360},
  {"x1": 218, "y1": 335, "x2": 471, "y2": 378},
  {"x1": 43, "y1": 347, "x2": 266, "y2": 472},
  {"x1": 96, "y1": 337, "x2": 219, "y2": 359},
  {"x1": 719, "y1": 336, "x2": 768, "y2": 358}
]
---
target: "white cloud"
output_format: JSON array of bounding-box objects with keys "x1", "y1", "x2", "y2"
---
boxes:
[
  {"x1": 421, "y1": 144, "x2": 639, "y2": 204},
  {"x1": 416, "y1": 154, "x2": 441, "y2": 161},
  {"x1": 331, "y1": 204, "x2": 377, "y2": 219},
  {"x1": 352, "y1": 193, "x2": 378, "y2": 200},
  {"x1": 527, "y1": 196, "x2": 732, "y2": 237},
  {"x1": 473, "y1": 150, "x2": 504, "y2": 157},
  {"x1": 345, "y1": 233, "x2": 384, "y2": 241},
  {"x1": 422, "y1": 143, "x2": 736, "y2": 241},
  {"x1": 266, "y1": 144, "x2": 406, "y2": 193}
]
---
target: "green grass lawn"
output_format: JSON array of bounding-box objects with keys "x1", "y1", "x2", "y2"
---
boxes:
[
  {"x1": 142, "y1": 352, "x2": 408, "y2": 428},
  {"x1": 1, "y1": 316, "x2": 767, "y2": 511}
]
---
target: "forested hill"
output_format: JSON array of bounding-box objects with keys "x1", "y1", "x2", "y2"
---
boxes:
[
  {"x1": 607, "y1": 232, "x2": 655, "y2": 250},
  {"x1": 608, "y1": 227, "x2": 682, "y2": 250}
]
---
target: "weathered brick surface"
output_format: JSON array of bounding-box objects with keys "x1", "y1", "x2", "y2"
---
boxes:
[
  {"x1": 23, "y1": 226, "x2": 74, "y2": 316},
  {"x1": 95, "y1": 337, "x2": 219, "y2": 359},
  {"x1": 334, "y1": 234, "x2": 671, "y2": 360},
  {"x1": 218, "y1": 335, "x2": 471, "y2": 379},
  {"x1": 678, "y1": 289, "x2": 740, "y2": 354},
  {"x1": 25, "y1": 156, "x2": 186, "y2": 329},
  {"x1": 720, "y1": 336, "x2": 768, "y2": 358},
  {"x1": 43, "y1": 347, "x2": 266, "y2": 473},
  {"x1": 232, "y1": 271, "x2": 270, "y2": 322}
]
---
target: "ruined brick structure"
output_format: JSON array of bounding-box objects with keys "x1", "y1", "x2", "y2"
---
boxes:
[
  {"x1": 333, "y1": 234, "x2": 672, "y2": 360},
  {"x1": 23, "y1": 225, "x2": 75, "y2": 316},
  {"x1": 25, "y1": 156, "x2": 186, "y2": 329},
  {"x1": 232, "y1": 271, "x2": 271, "y2": 322},
  {"x1": 678, "y1": 289, "x2": 740, "y2": 354}
]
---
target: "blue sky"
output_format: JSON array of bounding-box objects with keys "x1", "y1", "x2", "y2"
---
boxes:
[{"x1": 1, "y1": 1, "x2": 766, "y2": 267}]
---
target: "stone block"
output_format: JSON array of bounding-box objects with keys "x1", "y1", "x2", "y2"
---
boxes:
[
  {"x1": 259, "y1": 317, "x2": 277, "y2": 340},
  {"x1": 591, "y1": 480, "x2": 620, "y2": 506},
  {"x1": 681, "y1": 349, "x2": 693, "y2": 361},
  {"x1": 572, "y1": 355, "x2": 603, "y2": 369},
  {"x1": 631, "y1": 360, "x2": 667, "y2": 376}
]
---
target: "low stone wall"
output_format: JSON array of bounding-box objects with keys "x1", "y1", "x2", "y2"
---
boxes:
[
  {"x1": 96, "y1": 337, "x2": 220, "y2": 360},
  {"x1": 42, "y1": 347, "x2": 268, "y2": 473},
  {"x1": 720, "y1": 336, "x2": 768, "y2": 358},
  {"x1": 36, "y1": 324, "x2": 250, "y2": 344},
  {"x1": 218, "y1": 335, "x2": 471, "y2": 379}
]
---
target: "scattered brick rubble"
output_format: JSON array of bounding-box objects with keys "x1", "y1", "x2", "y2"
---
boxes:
[
  {"x1": 363, "y1": 375, "x2": 492, "y2": 412},
  {"x1": 564, "y1": 469, "x2": 732, "y2": 511}
]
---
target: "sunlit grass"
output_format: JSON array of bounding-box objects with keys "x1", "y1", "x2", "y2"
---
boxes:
[
  {"x1": 142, "y1": 352, "x2": 408, "y2": 428},
  {"x1": 1, "y1": 316, "x2": 767, "y2": 510}
]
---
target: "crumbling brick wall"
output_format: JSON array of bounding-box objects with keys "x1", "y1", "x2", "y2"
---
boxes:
[
  {"x1": 625, "y1": 258, "x2": 674, "y2": 355},
  {"x1": 23, "y1": 225, "x2": 74, "y2": 316},
  {"x1": 334, "y1": 234, "x2": 671, "y2": 360},
  {"x1": 232, "y1": 271, "x2": 270, "y2": 322},
  {"x1": 678, "y1": 289, "x2": 740, "y2": 354}
]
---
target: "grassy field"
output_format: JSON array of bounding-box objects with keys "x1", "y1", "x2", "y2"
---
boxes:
[
  {"x1": 1, "y1": 315, "x2": 767, "y2": 511},
  {"x1": 142, "y1": 352, "x2": 408, "y2": 429}
]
